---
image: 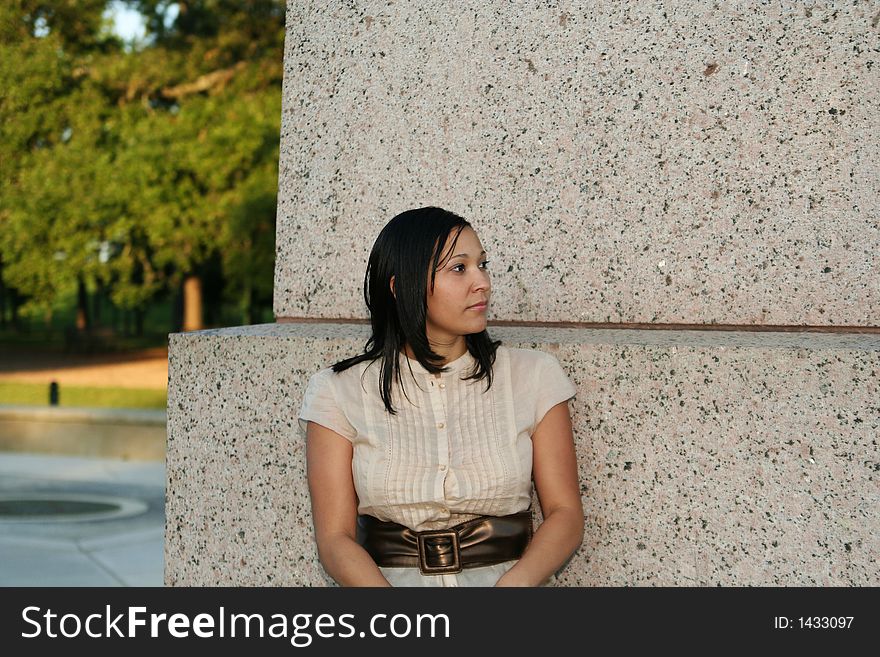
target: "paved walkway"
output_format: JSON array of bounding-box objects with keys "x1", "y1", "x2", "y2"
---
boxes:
[
  {"x1": 0, "y1": 347, "x2": 169, "y2": 390},
  {"x1": 0, "y1": 453, "x2": 165, "y2": 586}
]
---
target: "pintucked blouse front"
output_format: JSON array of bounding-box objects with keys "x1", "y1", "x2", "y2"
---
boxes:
[{"x1": 298, "y1": 344, "x2": 578, "y2": 586}]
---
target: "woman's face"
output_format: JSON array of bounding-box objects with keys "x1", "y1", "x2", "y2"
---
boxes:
[{"x1": 425, "y1": 226, "x2": 491, "y2": 346}]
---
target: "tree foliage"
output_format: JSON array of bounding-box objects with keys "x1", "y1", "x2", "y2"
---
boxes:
[{"x1": 0, "y1": 0, "x2": 283, "y2": 329}]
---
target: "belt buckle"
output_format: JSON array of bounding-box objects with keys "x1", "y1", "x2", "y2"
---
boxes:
[{"x1": 417, "y1": 528, "x2": 462, "y2": 575}]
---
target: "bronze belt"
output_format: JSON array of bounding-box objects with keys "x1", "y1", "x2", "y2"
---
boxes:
[{"x1": 357, "y1": 510, "x2": 533, "y2": 576}]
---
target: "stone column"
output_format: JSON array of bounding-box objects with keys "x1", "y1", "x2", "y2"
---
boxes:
[{"x1": 166, "y1": 2, "x2": 879, "y2": 585}]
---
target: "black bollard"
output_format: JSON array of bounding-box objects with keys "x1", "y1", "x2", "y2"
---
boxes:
[{"x1": 49, "y1": 381, "x2": 59, "y2": 406}]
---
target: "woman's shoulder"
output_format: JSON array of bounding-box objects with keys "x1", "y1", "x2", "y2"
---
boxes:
[
  {"x1": 312, "y1": 357, "x2": 378, "y2": 390},
  {"x1": 501, "y1": 345, "x2": 558, "y2": 367},
  {"x1": 500, "y1": 346, "x2": 562, "y2": 384},
  {"x1": 502, "y1": 347, "x2": 576, "y2": 410}
]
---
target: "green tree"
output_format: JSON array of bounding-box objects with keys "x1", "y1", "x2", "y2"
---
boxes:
[
  {"x1": 104, "y1": 0, "x2": 284, "y2": 329},
  {"x1": 0, "y1": 0, "x2": 283, "y2": 334},
  {"x1": 0, "y1": 1, "x2": 124, "y2": 328}
]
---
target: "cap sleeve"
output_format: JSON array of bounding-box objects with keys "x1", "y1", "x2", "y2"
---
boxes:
[
  {"x1": 533, "y1": 353, "x2": 577, "y2": 431},
  {"x1": 297, "y1": 368, "x2": 357, "y2": 442}
]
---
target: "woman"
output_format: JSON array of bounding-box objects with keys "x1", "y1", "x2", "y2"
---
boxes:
[{"x1": 298, "y1": 206, "x2": 583, "y2": 586}]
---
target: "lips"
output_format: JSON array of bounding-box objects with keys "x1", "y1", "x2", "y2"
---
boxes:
[{"x1": 468, "y1": 301, "x2": 488, "y2": 309}]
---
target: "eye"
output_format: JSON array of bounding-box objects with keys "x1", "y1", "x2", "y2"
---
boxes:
[{"x1": 451, "y1": 260, "x2": 490, "y2": 273}]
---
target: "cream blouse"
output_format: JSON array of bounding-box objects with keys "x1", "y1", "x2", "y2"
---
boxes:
[{"x1": 298, "y1": 344, "x2": 578, "y2": 586}]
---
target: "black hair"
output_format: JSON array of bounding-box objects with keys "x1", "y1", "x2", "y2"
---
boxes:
[{"x1": 331, "y1": 206, "x2": 501, "y2": 415}]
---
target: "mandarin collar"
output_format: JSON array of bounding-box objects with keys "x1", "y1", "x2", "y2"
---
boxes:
[{"x1": 399, "y1": 348, "x2": 476, "y2": 377}]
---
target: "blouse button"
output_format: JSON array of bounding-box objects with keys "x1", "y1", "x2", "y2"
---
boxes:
[
  {"x1": 439, "y1": 464, "x2": 447, "y2": 471},
  {"x1": 436, "y1": 422, "x2": 445, "y2": 429},
  {"x1": 438, "y1": 383, "x2": 446, "y2": 389}
]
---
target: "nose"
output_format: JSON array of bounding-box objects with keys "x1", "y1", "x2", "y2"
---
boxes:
[{"x1": 472, "y1": 268, "x2": 490, "y2": 293}]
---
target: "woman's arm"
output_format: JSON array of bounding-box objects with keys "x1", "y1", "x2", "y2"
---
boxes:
[
  {"x1": 494, "y1": 400, "x2": 585, "y2": 587},
  {"x1": 306, "y1": 421, "x2": 391, "y2": 586}
]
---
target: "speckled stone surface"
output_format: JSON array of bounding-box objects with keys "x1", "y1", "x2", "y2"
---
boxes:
[
  {"x1": 165, "y1": 323, "x2": 879, "y2": 585},
  {"x1": 275, "y1": 2, "x2": 879, "y2": 325},
  {"x1": 166, "y1": 2, "x2": 879, "y2": 586}
]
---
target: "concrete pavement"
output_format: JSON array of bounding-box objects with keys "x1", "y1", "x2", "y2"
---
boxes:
[{"x1": 0, "y1": 453, "x2": 165, "y2": 586}]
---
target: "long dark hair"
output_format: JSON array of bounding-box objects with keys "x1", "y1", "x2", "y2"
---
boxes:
[{"x1": 332, "y1": 206, "x2": 501, "y2": 415}]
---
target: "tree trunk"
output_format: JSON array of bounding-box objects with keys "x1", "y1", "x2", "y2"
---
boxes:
[
  {"x1": 76, "y1": 276, "x2": 90, "y2": 331},
  {"x1": 135, "y1": 307, "x2": 145, "y2": 337},
  {"x1": 242, "y1": 281, "x2": 253, "y2": 325},
  {"x1": 182, "y1": 274, "x2": 203, "y2": 331},
  {"x1": 93, "y1": 280, "x2": 104, "y2": 327},
  {"x1": 172, "y1": 284, "x2": 183, "y2": 332},
  {"x1": 10, "y1": 288, "x2": 21, "y2": 331},
  {"x1": 0, "y1": 255, "x2": 6, "y2": 329}
]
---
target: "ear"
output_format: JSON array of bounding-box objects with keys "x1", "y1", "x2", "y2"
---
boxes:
[{"x1": 389, "y1": 275, "x2": 396, "y2": 300}]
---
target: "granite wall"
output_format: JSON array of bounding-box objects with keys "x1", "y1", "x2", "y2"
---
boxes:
[
  {"x1": 275, "y1": 1, "x2": 878, "y2": 325},
  {"x1": 166, "y1": 324, "x2": 878, "y2": 585},
  {"x1": 166, "y1": 2, "x2": 879, "y2": 585}
]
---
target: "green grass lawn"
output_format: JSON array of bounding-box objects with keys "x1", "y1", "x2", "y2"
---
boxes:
[{"x1": 0, "y1": 382, "x2": 166, "y2": 410}]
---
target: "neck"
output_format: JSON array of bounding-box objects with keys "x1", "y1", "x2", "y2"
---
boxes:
[{"x1": 402, "y1": 338, "x2": 467, "y2": 366}]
